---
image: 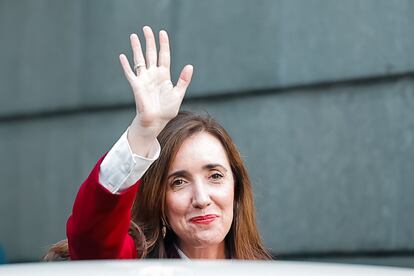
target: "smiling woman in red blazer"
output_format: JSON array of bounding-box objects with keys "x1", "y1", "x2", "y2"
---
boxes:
[{"x1": 45, "y1": 26, "x2": 270, "y2": 260}]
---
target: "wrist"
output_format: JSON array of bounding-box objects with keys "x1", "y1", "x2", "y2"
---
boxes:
[{"x1": 127, "y1": 118, "x2": 160, "y2": 158}]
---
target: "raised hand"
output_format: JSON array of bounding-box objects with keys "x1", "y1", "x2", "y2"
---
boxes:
[{"x1": 119, "y1": 26, "x2": 193, "y2": 156}]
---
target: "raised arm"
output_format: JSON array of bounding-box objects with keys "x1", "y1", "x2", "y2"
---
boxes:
[{"x1": 67, "y1": 27, "x2": 193, "y2": 260}]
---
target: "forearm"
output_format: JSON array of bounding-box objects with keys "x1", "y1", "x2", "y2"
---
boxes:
[
  {"x1": 67, "y1": 156, "x2": 139, "y2": 260},
  {"x1": 127, "y1": 116, "x2": 163, "y2": 158},
  {"x1": 100, "y1": 127, "x2": 160, "y2": 193},
  {"x1": 67, "y1": 128, "x2": 160, "y2": 259}
]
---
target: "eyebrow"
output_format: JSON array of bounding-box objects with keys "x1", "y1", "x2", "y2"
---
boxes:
[
  {"x1": 202, "y1": 163, "x2": 228, "y2": 172},
  {"x1": 167, "y1": 170, "x2": 191, "y2": 180},
  {"x1": 167, "y1": 163, "x2": 228, "y2": 180}
]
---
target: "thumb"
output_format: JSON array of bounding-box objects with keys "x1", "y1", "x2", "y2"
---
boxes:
[{"x1": 174, "y1": 65, "x2": 194, "y2": 97}]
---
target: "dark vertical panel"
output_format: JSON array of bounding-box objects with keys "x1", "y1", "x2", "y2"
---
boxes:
[
  {"x1": 79, "y1": 0, "x2": 175, "y2": 107},
  {"x1": 0, "y1": 0, "x2": 84, "y2": 115}
]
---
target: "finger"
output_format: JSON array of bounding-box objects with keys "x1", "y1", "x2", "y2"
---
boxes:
[
  {"x1": 130, "y1": 33, "x2": 146, "y2": 72},
  {"x1": 158, "y1": 30, "x2": 170, "y2": 69},
  {"x1": 143, "y1": 26, "x2": 157, "y2": 67},
  {"x1": 174, "y1": 65, "x2": 194, "y2": 97},
  {"x1": 119, "y1": 54, "x2": 136, "y2": 83}
]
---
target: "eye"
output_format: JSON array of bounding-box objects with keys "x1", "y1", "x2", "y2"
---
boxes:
[
  {"x1": 210, "y1": 172, "x2": 224, "y2": 181},
  {"x1": 171, "y1": 178, "x2": 186, "y2": 188}
]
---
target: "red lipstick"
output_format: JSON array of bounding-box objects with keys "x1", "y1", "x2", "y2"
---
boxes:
[{"x1": 190, "y1": 214, "x2": 218, "y2": 225}]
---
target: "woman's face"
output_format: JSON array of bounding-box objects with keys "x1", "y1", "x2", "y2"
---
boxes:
[{"x1": 165, "y1": 131, "x2": 235, "y2": 252}]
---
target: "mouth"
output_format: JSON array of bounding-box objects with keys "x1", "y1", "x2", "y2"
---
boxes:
[{"x1": 190, "y1": 214, "x2": 219, "y2": 225}]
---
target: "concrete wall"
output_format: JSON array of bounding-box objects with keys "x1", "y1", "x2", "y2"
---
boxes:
[{"x1": 0, "y1": 0, "x2": 413, "y2": 266}]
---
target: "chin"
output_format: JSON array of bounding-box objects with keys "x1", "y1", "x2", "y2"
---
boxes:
[{"x1": 190, "y1": 231, "x2": 226, "y2": 247}]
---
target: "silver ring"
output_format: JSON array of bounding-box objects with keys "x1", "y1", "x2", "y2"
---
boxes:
[{"x1": 134, "y1": 63, "x2": 146, "y2": 74}]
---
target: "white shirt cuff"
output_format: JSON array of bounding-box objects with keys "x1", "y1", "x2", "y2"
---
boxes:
[{"x1": 99, "y1": 128, "x2": 160, "y2": 194}]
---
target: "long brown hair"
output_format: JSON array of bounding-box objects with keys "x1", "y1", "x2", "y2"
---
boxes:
[{"x1": 44, "y1": 111, "x2": 271, "y2": 260}]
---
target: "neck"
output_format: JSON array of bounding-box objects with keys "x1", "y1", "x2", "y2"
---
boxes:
[{"x1": 178, "y1": 240, "x2": 226, "y2": 259}]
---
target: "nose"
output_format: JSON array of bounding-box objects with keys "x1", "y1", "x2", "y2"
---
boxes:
[{"x1": 191, "y1": 179, "x2": 211, "y2": 209}]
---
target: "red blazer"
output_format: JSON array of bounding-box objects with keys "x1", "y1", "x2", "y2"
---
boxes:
[{"x1": 67, "y1": 156, "x2": 139, "y2": 260}]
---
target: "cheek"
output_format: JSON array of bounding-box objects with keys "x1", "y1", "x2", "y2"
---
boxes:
[
  {"x1": 227, "y1": 193, "x2": 235, "y2": 217},
  {"x1": 213, "y1": 186, "x2": 235, "y2": 239},
  {"x1": 165, "y1": 192, "x2": 188, "y2": 224},
  {"x1": 216, "y1": 184, "x2": 235, "y2": 218},
  {"x1": 227, "y1": 183, "x2": 236, "y2": 222}
]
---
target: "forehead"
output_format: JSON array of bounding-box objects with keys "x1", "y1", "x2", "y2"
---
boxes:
[{"x1": 168, "y1": 132, "x2": 230, "y2": 171}]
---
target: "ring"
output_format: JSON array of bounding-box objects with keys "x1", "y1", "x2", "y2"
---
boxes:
[{"x1": 134, "y1": 63, "x2": 146, "y2": 74}]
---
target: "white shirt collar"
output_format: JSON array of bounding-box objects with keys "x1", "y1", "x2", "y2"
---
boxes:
[{"x1": 174, "y1": 244, "x2": 190, "y2": 259}]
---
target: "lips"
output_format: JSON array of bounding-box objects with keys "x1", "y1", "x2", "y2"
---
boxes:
[{"x1": 190, "y1": 214, "x2": 219, "y2": 225}]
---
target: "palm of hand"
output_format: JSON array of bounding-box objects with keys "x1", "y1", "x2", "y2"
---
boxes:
[
  {"x1": 132, "y1": 66, "x2": 176, "y2": 125},
  {"x1": 119, "y1": 26, "x2": 193, "y2": 137}
]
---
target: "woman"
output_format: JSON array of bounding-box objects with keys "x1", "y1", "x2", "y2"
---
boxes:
[{"x1": 45, "y1": 26, "x2": 270, "y2": 260}]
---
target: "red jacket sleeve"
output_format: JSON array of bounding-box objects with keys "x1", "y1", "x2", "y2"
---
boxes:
[{"x1": 67, "y1": 155, "x2": 139, "y2": 260}]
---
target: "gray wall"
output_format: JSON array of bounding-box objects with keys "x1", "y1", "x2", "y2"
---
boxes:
[{"x1": 1, "y1": 0, "x2": 413, "y2": 267}]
